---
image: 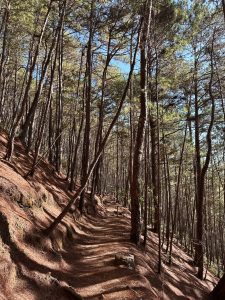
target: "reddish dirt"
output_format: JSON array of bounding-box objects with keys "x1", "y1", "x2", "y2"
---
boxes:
[{"x1": 0, "y1": 132, "x2": 218, "y2": 299}]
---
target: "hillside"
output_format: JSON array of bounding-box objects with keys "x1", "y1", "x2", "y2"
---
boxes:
[{"x1": 0, "y1": 132, "x2": 217, "y2": 300}]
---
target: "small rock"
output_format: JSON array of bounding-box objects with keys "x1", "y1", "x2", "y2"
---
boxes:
[{"x1": 115, "y1": 252, "x2": 135, "y2": 269}]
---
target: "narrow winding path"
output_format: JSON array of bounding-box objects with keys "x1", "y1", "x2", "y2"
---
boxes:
[{"x1": 59, "y1": 197, "x2": 156, "y2": 300}]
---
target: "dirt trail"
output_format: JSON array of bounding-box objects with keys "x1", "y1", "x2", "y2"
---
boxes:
[
  {"x1": 56, "y1": 197, "x2": 157, "y2": 300},
  {"x1": 46, "y1": 196, "x2": 215, "y2": 300},
  {"x1": 0, "y1": 188, "x2": 217, "y2": 300}
]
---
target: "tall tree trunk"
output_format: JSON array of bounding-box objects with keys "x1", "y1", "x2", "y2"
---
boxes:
[
  {"x1": 91, "y1": 33, "x2": 112, "y2": 201},
  {"x1": 69, "y1": 48, "x2": 86, "y2": 191},
  {"x1": 169, "y1": 124, "x2": 187, "y2": 264},
  {"x1": 79, "y1": 0, "x2": 94, "y2": 212},
  {"x1": 130, "y1": 1, "x2": 151, "y2": 245},
  {"x1": 209, "y1": 3, "x2": 225, "y2": 295},
  {"x1": 55, "y1": 1, "x2": 65, "y2": 172},
  {"x1": 195, "y1": 35, "x2": 215, "y2": 279},
  {"x1": 0, "y1": 1, "x2": 10, "y2": 116}
]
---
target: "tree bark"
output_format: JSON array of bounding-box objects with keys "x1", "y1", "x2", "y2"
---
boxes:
[
  {"x1": 130, "y1": 1, "x2": 151, "y2": 245},
  {"x1": 79, "y1": 0, "x2": 94, "y2": 212}
]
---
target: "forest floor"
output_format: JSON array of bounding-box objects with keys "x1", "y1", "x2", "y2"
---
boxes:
[{"x1": 0, "y1": 131, "x2": 218, "y2": 300}]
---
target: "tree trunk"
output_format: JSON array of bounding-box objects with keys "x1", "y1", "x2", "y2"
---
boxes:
[
  {"x1": 79, "y1": 0, "x2": 94, "y2": 212},
  {"x1": 130, "y1": 2, "x2": 150, "y2": 245}
]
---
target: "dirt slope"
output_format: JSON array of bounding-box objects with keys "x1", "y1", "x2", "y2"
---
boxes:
[{"x1": 0, "y1": 132, "x2": 218, "y2": 299}]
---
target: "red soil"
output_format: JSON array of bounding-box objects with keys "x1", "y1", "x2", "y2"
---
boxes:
[{"x1": 0, "y1": 132, "x2": 218, "y2": 299}]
